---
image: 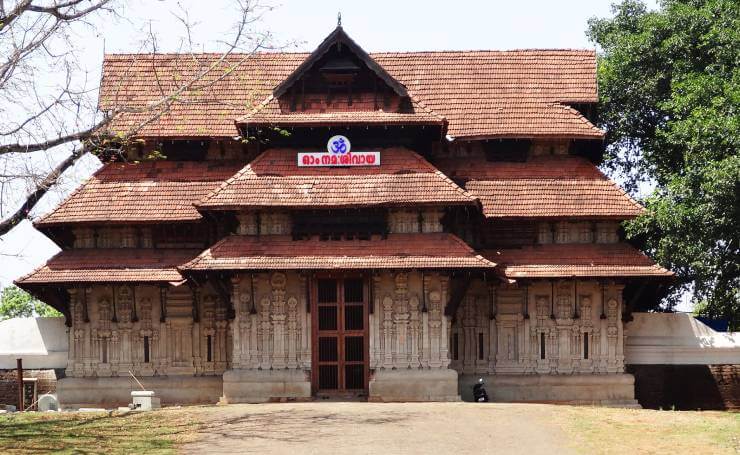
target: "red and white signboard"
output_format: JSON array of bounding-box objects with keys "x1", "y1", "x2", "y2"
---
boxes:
[
  {"x1": 297, "y1": 151, "x2": 381, "y2": 167},
  {"x1": 297, "y1": 135, "x2": 381, "y2": 167}
]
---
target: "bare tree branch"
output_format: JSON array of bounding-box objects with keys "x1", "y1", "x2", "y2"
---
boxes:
[
  {"x1": 0, "y1": 116, "x2": 107, "y2": 155},
  {"x1": 25, "y1": 0, "x2": 111, "y2": 22},
  {"x1": 1, "y1": 0, "x2": 281, "y2": 239},
  {"x1": 0, "y1": 145, "x2": 84, "y2": 235}
]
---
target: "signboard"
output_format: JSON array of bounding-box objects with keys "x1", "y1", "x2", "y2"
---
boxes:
[{"x1": 297, "y1": 135, "x2": 381, "y2": 167}]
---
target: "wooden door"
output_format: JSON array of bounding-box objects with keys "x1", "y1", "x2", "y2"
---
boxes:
[{"x1": 311, "y1": 275, "x2": 369, "y2": 397}]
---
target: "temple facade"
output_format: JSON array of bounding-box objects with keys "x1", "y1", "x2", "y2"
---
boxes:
[{"x1": 16, "y1": 26, "x2": 673, "y2": 408}]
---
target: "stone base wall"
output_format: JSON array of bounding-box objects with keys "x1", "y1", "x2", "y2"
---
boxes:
[
  {"x1": 222, "y1": 369, "x2": 311, "y2": 403},
  {"x1": 627, "y1": 364, "x2": 740, "y2": 410},
  {"x1": 459, "y1": 373, "x2": 638, "y2": 406},
  {"x1": 57, "y1": 376, "x2": 223, "y2": 409},
  {"x1": 368, "y1": 369, "x2": 459, "y2": 402}
]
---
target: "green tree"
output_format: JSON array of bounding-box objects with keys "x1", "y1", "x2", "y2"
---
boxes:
[
  {"x1": 587, "y1": 0, "x2": 739, "y2": 328},
  {"x1": 0, "y1": 285, "x2": 62, "y2": 320}
]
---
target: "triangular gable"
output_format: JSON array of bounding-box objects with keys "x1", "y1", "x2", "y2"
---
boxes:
[{"x1": 273, "y1": 25, "x2": 408, "y2": 99}]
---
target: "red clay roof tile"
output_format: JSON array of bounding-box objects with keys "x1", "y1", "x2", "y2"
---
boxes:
[
  {"x1": 100, "y1": 50, "x2": 601, "y2": 139},
  {"x1": 197, "y1": 147, "x2": 475, "y2": 209},
  {"x1": 181, "y1": 233, "x2": 495, "y2": 270},
  {"x1": 484, "y1": 243, "x2": 674, "y2": 279},
  {"x1": 437, "y1": 156, "x2": 644, "y2": 219},
  {"x1": 15, "y1": 249, "x2": 199, "y2": 284},
  {"x1": 35, "y1": 161, "x2": 244, "y2": 226}
]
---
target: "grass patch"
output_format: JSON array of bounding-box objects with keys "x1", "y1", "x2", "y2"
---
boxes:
[
  {"x1": 558, "y1": 406, "x2": 740, "y2": 454},
  {"x1": 0, "y1": 408, "x2": 198, "y2": 454}
]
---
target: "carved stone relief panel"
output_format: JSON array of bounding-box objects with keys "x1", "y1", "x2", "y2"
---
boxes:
[{"x1": 229, "y1": 271, "x2": 308, "y2": 373}]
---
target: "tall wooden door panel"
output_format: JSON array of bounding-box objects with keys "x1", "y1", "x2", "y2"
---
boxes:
[{"x1": 311, "y1": 276, "x2": 368, "y2": 396}]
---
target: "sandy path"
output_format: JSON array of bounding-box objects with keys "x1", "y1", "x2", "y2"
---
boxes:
[{"x1": 180, "y1": 402, "x2": 575, "y2": 455}]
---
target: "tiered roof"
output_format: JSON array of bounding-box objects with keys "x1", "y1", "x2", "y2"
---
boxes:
[
  {"x1": 15, "y1": 26, "x2": 673, "y2": 292},
  {"x1": 36, "y1": 161, "x2": 244, "y2": 226},
  {"x1": 197, "y1": 147, "x2": 474, "y2": 209},
  {"x1": 485, "y1": 243, "x2": 674, "y2": 279},
  {"x1": 437, "y1": 156, "x2": 644, "y2": 219},
  {"x1": 181, "y1": 233, "x2": 495, "y2": 271},
  {"x1": 16, "y1": 249, "x2": 199, "y2": 284}
]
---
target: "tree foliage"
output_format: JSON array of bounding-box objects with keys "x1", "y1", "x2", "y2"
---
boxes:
[
  {"x1": 588, "y1": 0, "x2": 739, "y2": 328},
  {"x1": 0, "y1": 285, "x2": 61, "y2": 320}
]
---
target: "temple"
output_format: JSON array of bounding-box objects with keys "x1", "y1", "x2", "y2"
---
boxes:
[{"x1": 16, "y1": 26, "x2": 673, "y2": 407}]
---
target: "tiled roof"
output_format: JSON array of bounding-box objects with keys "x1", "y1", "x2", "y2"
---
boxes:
[
  {"x1": 375, "y1": 51, "x2": 601, "y2": 139},
  {"x1": 15, "y1": 249, "x2": 199, "y2": 284},
  {"x1": 437, "y1": 156, "x2": 644, "y2": 219},
  {"x1": 100, "y1": 50, "x2": 601, "y2": 139},
  {"x1": 484, "y1": 243, "x2": 674, "y2": 279},
  {"x1": 237, "y1": 94, "x2": 444, "y2": 127},
  {"x1": 197, "y1": 147, "x2": 475, "y2": 209},
  {"x1": 35, "y1": 161, "x2": 244, "y2": 226},
  {"x1": 181, "y1": 233, "x2": 495, "y2": 270}
]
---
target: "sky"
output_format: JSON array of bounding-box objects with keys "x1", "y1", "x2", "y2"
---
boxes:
[{"x1": 1, "y1": 0, "x2": 678, "y2": 305}]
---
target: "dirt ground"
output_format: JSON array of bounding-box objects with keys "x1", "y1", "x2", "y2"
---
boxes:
[{"x1": 180, "y1": 402, "x2": 575, "y2": 455}]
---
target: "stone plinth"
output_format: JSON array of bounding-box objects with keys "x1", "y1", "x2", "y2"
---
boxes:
[
  {"x1": 221, "y1": 369, "x2": 311, "y2": 403},
  {"x1": 57, "y1": 376, "x2": 223, "y2": 409},
  {"x1": 369, "y1": 369, "x2": 459, "y2": 402},
  {"x1": 459, "y1": 373, "x2": 639, "y2": 407}
]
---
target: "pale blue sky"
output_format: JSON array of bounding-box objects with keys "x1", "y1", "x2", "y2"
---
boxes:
[{"x1": 2, "y1": 0, "x2": 673, "y2": 302}]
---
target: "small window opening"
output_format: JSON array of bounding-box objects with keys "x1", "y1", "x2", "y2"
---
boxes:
[
  {"x1": 452, "y1": 333, "x2": 459, "y2": 360},
  {"x1": 143, "y1": 336, "x2": 150, "y2": 363},
  {"x1": 206, "y1": 335, "x2": 213, "y2": 362},
  {"x1": 540, "y1": 333, "x2": 546, "y2": 360},
  {"x1": 583, "y1": 333, "x2": 589, "y2": 360},
  {"x1": 101, "y1": 340, "x2": 108, "y2": 364},
  {"x1": 478, "y1": 332, "x2": 485, "y2": 360}
]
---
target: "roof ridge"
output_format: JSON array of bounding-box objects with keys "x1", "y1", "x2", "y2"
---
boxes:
[
  {"x1": 554, "y1": 103, "x2": 605, "y2": 136},
  {"x1": 403, "y1": 150, "x2": 475, "y2": 201},
  {"x1": 444, "y1": 233, "x2": 498, "y2": 267},
  {"x1": 102, "y1": 49, "x2": 596, "y2": 59},
  {"x1": 239, "y1": 94, "x2": 276, "y2": 122},
  {"x1": 589, "y1": 162, "x2": 646, "y2": 213},
  {"x1": 406, "y1": 89, "x2": 446, "y2": 122},
  {"x1": 196, "y1": 161, "x2": 256, "y2": 206}
]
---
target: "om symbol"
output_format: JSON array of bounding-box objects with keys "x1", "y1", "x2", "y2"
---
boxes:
[{"x1": 327, "y1": 135, "x2": 351, "y2": 155}]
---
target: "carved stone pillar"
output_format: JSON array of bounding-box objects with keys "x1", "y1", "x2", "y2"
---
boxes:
[
  {"x1": 259, "y1": 294, "x2": 272, "y2": 369},
  {"x1": 428, "y1": 287, "x2": 442, "y2": 368},
  {"x1": 440, "y1": 276, "x2": 450, "y2": 368},
  {"x1": 287, "y1": 296, "x2": 299, "y2": 369},
  {"x1": 392, "y1": 273, "x2": 410, "y2": 369},
  {"x1": 420, "y1": 273, "x2": 432, "y2": 368},
  {"x1": 370, "y1": 274, "x2": 382, "y2": 369},
  {"x1": 299, "y1": 274, "x2": 311, "y2": 369},
  {"x1": 270, "y1": 272, "x2": 287, "y2": 370},
  {"x1": 229, "y1": 276, "x2": 242, "y2": 369},
  {"x1": 382, "y1": 295, "x2": 394, "y2": 368},
  {"x1": 215, "y1": 308, "x2": 228, "y2": 373}
]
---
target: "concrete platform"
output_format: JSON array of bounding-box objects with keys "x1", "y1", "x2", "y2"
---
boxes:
[
  {"x1": 58, "y1": 376, "x2": 223, "y2": 409},
  {"x1": 459, "y1": 373, "x2": 638, "y2": 407}
]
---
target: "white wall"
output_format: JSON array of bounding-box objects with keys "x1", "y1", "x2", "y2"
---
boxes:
[
  {"x1": 0, "y1": 317, "x2": 68, "y2": 369},
  {"x1": 625, "y1": 313, "x2": 740, "y2": 365}
]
